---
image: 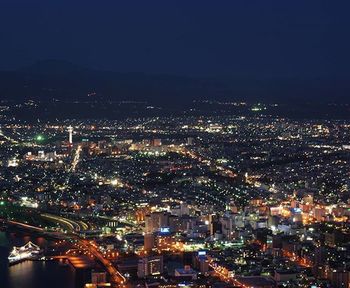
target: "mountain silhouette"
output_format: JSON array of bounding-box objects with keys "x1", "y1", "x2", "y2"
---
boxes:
[{"x1": 0, "y1": 60, "x2": 348, "y2": 104}]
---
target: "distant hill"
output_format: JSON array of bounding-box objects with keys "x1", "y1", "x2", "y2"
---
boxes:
[
  {"x1": 0, "y1": 60, "x2": 349, "y2": 104},
  {"x1": 19, "y1": 59, "x2": 90, "y2": 76}
]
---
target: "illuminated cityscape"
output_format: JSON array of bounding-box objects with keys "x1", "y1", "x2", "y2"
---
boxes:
[
  {"x1": 0, "y1": 100, "x2": 349, "y2": 288},
  {"x1": 1, "y1": 1, "x2": 350, "y2": 288}
]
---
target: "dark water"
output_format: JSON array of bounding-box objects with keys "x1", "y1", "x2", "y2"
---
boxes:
[{"x1": 0, "y1": 232, "x2": 76, "y2": 288}]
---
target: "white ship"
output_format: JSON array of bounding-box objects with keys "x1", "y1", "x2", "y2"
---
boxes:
[{"x1": 8, "y1": 241, "x2": 42, "y2": 265}]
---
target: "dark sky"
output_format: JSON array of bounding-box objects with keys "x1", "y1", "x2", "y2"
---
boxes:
[{"x1": 0, "y1": 0, "x2": 349, "y2": 78}]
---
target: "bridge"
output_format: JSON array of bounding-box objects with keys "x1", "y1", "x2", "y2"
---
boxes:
[
  {"x1": 8, "y1": 218, "x2": 126, "y2": 287},
  {"x1": 80, "y1": 239, "x2": 126, "y2": 287}
]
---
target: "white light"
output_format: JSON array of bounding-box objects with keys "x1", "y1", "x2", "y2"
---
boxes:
[{"x1": 111, "y1": 179, "x2": 118, "y2": 186}]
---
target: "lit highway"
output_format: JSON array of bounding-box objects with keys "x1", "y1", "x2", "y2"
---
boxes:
[
  {"x1": 80, "y1": 239, "x2": 126, "y2": 287},
  {"x1": 71, "y1": 145, "x2": 82, "y2": 172},
  {"x1": 0, "y1": 128, "x2": 19, "y2": 144},
  {"x1": 40, "y1": 213, "x2": 88, "y2": 232}
]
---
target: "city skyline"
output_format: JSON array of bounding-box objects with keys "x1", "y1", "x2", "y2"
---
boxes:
[{"x1": 1, "y1": 2, "x2": 350, "y2": 288}]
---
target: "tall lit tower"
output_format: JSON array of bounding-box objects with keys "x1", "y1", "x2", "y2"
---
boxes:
[{"x1": 67, "y1": 126, "x2": 73, "y2": 144}]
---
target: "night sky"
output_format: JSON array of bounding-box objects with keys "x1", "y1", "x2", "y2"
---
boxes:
[{"x1": 1, "y1": 0, "x2": 349, "y2": 79}]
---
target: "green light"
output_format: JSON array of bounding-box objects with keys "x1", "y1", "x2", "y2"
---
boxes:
[
  {"x1": 0, "y1": 201, "x2": 5, "y2": 206},
  {"x1": 36, "y1": 135, "x2": 44, "y2": 141}
]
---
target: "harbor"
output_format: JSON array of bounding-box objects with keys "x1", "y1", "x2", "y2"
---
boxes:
[{"x1": 0, "y1": 231, "x2": 77, "y2": 288}]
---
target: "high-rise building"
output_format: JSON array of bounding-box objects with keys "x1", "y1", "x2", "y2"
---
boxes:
[
  {"x1": 209, "y1": 214, "x2": 222, "y2": 236},
  {"x1": 144, "y1": 233, "x2": 155, "y2": 252},
  {"x1": 91, "y1": 271, "x2": 107, "y2": 284},
  {"x1": 220, "y1": 216, "x2": 234, "y2": 239},
  {"x1": 137, "y1": 255, "x2": 163, "y2": 278},
  {"x1": 145, "y1": 211, "x2": 171, "y2": 233}
]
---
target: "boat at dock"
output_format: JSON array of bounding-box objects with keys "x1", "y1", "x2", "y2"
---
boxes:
[{"x1": 8, "y1": 241, "x2": 42, "y2": 265}]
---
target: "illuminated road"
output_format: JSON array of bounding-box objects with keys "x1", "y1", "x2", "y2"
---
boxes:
[
  {"x1": 71, "y1": 145, "x2": 82, "y2": 172},
  {"x1": 40, "y1": 213, "x2": 88, "y2": 232},
  {"x1": 97, "y1": 215, "x2": 136, "y2": 228},
  {"x1": 7, "y1": 220, "x2": 67, "y2": 239},
  {"x1": 8, "y1": 220, "x2": 44, "y2": 232},
  {"x1": 80, "y1": 239, "x2": 126, "y2": 287},
  {"x1": 173, "y1": 146, "x2": 237, "y2": 178},
  {"x1": 209, "y1": 259, "x2": 245, "y2": 287},
  {"x1": 282, "y1": 249, "x2": 313, "y2": 268},
  {"x1": 0, "y1": 128, "x2": 19, "y2": 144}
]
